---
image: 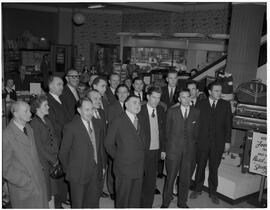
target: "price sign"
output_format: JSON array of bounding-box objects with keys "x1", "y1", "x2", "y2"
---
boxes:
[{"x1": 249, "y1": 132, "x2": 267, "y2": 176}]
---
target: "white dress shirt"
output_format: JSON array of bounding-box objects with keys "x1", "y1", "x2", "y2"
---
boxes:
[
  {"x1": 49, "y1": 92, "x2": 62, "y2": 104},
  {"x1": 180, "y1": 104, "x2": 190, "y2": 118},
  {"x1": 67, "y1": 84, "x2": 79, "y2": 101},
  {"x1": 13, "y1": 120, "x2": 25, "y2": 132},
  {"x1": 126, "y1": 110, "x2": 136, "y2": 124},
  {"x1": 209, "y1": 98, "x2": 218, "y2": 107}
]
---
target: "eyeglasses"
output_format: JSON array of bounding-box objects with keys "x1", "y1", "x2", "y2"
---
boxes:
[{"x1": 68, "y1": 75, "x2": 79, "y2": 79}]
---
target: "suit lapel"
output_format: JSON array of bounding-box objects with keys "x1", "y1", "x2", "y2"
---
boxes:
[
  {"x1": 66, "y1": 86, "x2": 77, "y2": 102},
  {"x1": 10, "y1": 121, "x2": 31, "y2": 147}
]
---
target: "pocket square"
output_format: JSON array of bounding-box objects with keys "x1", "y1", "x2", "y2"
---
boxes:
[{"x1": 192, "y1": 121, "x2": 196, "y2": 124}]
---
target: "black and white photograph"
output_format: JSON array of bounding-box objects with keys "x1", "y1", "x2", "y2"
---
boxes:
[{"x1": 2, "y1": 1, "x2": 267, "y2": 208}]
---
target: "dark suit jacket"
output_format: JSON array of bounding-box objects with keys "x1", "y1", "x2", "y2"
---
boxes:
[
  {"x1": 47, "y1": 93, "x2": 69, "y2": 142},
  {"x1": 161, "y1": 86, "x2": 179, "y2": 108},
  {"x1": 108, "y1": 101, "x2": 124, "y2": 123},
  {"x1": 60, "y1": 85, "x2": 78, "y2": 122},
  {"x1": 5, "y1": 88, "x2": 17, "y2": 101},
  {"x1": 101, "y1": 95, "x2": 109, "y2": 121},
  {"x1": 105, "y1": 87, "x2": 117, "y2": 105},
  {"x1": 130, "y1": 90, "x2": 147, "y2": 101},
  {"x1": 105, "y1": 112, "x2": 146, "y2": 179},
  {"x1": 165, "y1": 106, "x2": 200, "y2": 160},
  {"x1": 197, "y1": 98, "x2": 232, "y2": 152},
  {"x1": 30, "y1": 116, "x2": 59, "y2": 168},
  {"x1": 137, "y1": 104, "x2": 166, "y2": 152},
  {"x1": 59, "y1": 115, "x2": 105, "y2": 184}
]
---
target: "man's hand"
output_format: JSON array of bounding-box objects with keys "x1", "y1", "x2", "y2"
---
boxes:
[
  {"x1": 224, "y1": 143, "x2": 231, "y2": 153},
  {"x1": 161, "y1": 152, "x2": 166, "y2": 160}
]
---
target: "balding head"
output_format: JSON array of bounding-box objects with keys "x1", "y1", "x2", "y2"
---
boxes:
[
  {"x1": 65, "y1": 69, "x2": 79, "y2": 88},
  {"x1": 48, "y1": 76, "x2": 64, "y2": 96},
  {"x1": 11, "y1": 100, "x2": 32, "y2": 125}
]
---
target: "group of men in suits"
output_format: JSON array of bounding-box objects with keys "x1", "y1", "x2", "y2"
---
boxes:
[{"x1": 3, "y1": 68, "x2": 232, "y2": 208}]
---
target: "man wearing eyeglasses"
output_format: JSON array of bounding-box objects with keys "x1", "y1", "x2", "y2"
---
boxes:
[{"x1": 60, "y1": 69, "x2": 80, "y2": 122}]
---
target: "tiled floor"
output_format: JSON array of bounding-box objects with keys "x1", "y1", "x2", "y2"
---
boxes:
[{"x1": 99, "y1": 177, "x2": 258, "y2": 208}]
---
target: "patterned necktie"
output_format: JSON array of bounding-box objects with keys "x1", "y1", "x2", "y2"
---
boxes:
[
  {"x1": 133, "y1": 116, "x2": 138, "y2": 130},
  {"x1": 212, "y1": 100, "x2": 216, "y2": 109},
  {"x1": 87, "y1": 121, "x2": 97, "y2": 163},
  {"x1": 151, "y1": 109, "x2": 155, "y2": 118},
  {"x1": 23, "y1": 127, "x2": 28, "y2": 136},
  {"x1": 169, "y1": 88, "x2": 173, "y2": 102},
  {"x1": 184, "y1": 108, "x2": 188, "y2": 119}
]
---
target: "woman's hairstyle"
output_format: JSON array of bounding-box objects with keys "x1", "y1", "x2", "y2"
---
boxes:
[{"x1": 30, "y1": 94, "x2": 48, "y2": 114}]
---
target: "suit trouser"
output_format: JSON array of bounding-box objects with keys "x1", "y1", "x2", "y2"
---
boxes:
[
  {"x1": 163, "y1": 150, "x2": 193, "y2": 207},
  {"x1": 69, "y1": 167, "x2": 100, "y2": 208},
  {"x1": 54, "y1": 177, "x2": 68, "y2": 208},
  {"x1": 107, "y1": 157, "x2": 115, "y2": 195},
  {"x1": 115, "y1": 174, "x2": 143, "y2": 208},
  {"x1": 190, "y1": 144, "x2": 198, "y2": 182},
  {"x1": 141, "y1": 149, "x2": 159, "y2": 208},
  {"x1": 194, "y1": 147, "x2": 223, "y2": 195}
]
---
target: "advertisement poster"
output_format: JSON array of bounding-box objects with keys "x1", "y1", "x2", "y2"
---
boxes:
[{"x1": 249, "y1": 132, "x2": 267, "y2": 176}]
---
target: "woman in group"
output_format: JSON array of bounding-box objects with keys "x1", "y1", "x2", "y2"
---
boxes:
[{"x1": 30, "y1": 94, "x2": 60, "y2": 207}]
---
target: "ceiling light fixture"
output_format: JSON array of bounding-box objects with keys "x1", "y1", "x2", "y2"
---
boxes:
[{"x1": 88, "y1": 4, "x2": 104, "y2": 9}]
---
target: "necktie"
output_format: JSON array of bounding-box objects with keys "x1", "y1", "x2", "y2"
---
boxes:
[
  {"x1": 95, "y1": 110, "x2": 100, "y2": 119},
  {"x1": 133, "y1": 116, "x2": 138, "y2": 130},
  {"x1": 169, "y1": 88, "x2": 173, "y2": 102},
  {"x1": 138, "y1": 93, "x2": 142, "y2": 101},
  {"x1": 151, "y1": 109, "x2": 155, "y2": 118},
  {"x1": 212, "y1": 100, "x2": 216, "y2": 109},
  {"x1": 23, "y1": 127, "x2": 28, "y2": 136},
  {"x1": 184, "y1": 108, "x2": 188, "y2": 119},
  {"x1": 191, "y1": 100, "x2": 195, "y2": 107},
  {"x1": 87, "y1": 121, "x2": 97, "y2": 163}
]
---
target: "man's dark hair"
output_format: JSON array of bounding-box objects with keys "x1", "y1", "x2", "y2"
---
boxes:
[
  {"x1": 91, "y1": 76, "x2": 107, "y2": 88},
  {"x1": 147, "y1": 85, "x2": 162, "y2": 96},
  {"x1": 116, "y1": 84, "x2": 129, "y2": 93},
  {"x1": 132, "y1": 76, "x2": 144, "y2": 85},
  {"x1": 208, "y1": 81, "x2": 222, "y2": 91},
  {"x1": 109, "y1": 72, "x2": 120, "y2": 81},
  {"x1": 76, "y1": 97, "x2": 92, "y2": 109},
  {"x1": 124, "y1": 94, "x2": 140, "y2": 104},
  {"x1": 186, "y1": 80, "x2": 198, "y2": 89},
  {"x1": 167, "y1": 69, "x2": 178, "y2": 77},
  {"x1": 178, "y1": 88, "x2": 190, "y2": 97}
]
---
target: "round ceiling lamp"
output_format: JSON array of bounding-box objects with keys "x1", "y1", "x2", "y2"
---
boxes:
[{"x1": 73, "y1": 12, "x2": 85, "y2": 25}]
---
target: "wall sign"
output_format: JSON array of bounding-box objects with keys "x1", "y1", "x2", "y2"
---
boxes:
[{"x1": 249, "y1": 132, "x2": 267, "y2": 176}]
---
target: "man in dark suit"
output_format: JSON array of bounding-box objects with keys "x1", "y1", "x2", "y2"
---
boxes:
[
  {"x1": 161, "y1": 89, "x2": 200, "y2": 208},
  {"x1": 4, "y1": 78, "x2": 17, "y2": 101},
  {"x1": 131, "y1": 77, "x2": 147, "y2": 101},
  {"x1": 106, "y1": 84, "x2": 129, "y2": 200},
  {"x1": 138, "y1": 85, "x2": 166, "y2": 208},
  {"x1": 105, "y1": 95, "x2": 145, "y2": 208},
  {"x1": 190, "y1": 81, "x2": 232, "y2": 204},
  {"x1": 59, "y1": 97, "x2": 105, "y2": 208},
  {"x1": 105, "y1": 73, "x2": 120, "y2": 105},
  {"x1": 108, "y1": 84, "x2": 129, "y2": 123},
  {"x1": 60, "y1": 69, "x2": 80, "y2": 122},
  {"x1": 46, "y1": 75, "x2": 69, "y2": 208},
  {"x1": 3, "y1": 101, "x2": 48, "y2": 208},
  {"x1": 159, "y1": 70, "x2": 179, "y2": 178},
  {"x1": 92, "y1": 76, "x2": 109, "y2": 121},
  {"x1": 86, "y1": 89, "x2": 108, "y2": 198},
  {"x1": 161, "y1": 70, "x2": 180, "y2": 109}
]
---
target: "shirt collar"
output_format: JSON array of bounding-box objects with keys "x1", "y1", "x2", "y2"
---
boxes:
[
  {"x1": 180, "y1": 104, "x2": 190, "y2": 110},
  {"x1": 67, "y1": 84, "x2": 76, "y2": 92},
  {"x1": 146, "y1": 103, "x2": 156, "y2": 115},
  {"x1": 49, "y1": 92, "x2": 62, "y2": 103},
  {"x1": 126, "y1": 110, "x2": 136, "y2": 122},
  {"x1": 110, "y1": 87, "x2": 116, "y2": 94},
  {"x1": 209, "y1": 97, "x2": 218, "y2": 105},
  {"x1": 13, "y1": 120, "x2": 25, "y2": 132}
]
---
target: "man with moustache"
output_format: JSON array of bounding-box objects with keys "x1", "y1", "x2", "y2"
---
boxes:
[
  {"x1": 3, "y1": 101, "x2": 48, "y2": 208},
  {"x1": 161, "y1": 89, "x2": 200, "y2": 208},
  {"x1": 46, "y1": 75, "x2": 69, "y2": 208},
  {"x1": 105, "y1": 73, "x2": 121, "y2": 105},
  {"x1": 105, "y1": 95, "x2": 145, "y2": 208},
  {"x1": 59, "y1": 97, "x2": 105, "y2": 208},
  {"x1": 60, "y1": 69, "x2": 80, "y2": 121},
  {"x1": 190, "y1": 81, "x2": 232, "y2": 205},
  {"x1": 138, "y1": 85, "x2": 166, "y2": 208}
]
